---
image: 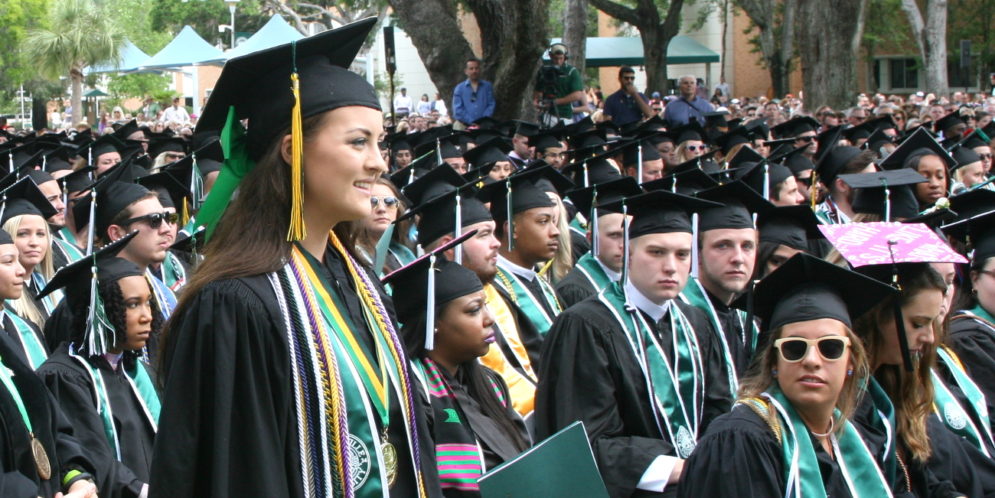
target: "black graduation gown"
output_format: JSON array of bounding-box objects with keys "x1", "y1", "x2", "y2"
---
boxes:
[
  {"x1": 1, "y1": 311, "x2": 49, "y2": 368},
  {"x1": 933, "y1": 352, "x2": 995, "y2": 457},
  {"x1": 946, "y1": 312, "x2": 995, "y2": 434},
  {"x1": 924, "y1": 415, "x2": 995, "y2": 498},
  {"x1": 701, "y1": 288, "x2": 750, "y2": 378},
  {"x1": 554, "y1": 265, "x2": 598, "y2": 310},
  {"x1": 569, "y1": 230, "x2": 591, "y2": 264},
  {"x1": 42, "y1": 300, "x2": 73, "y2": 353},
  {"x1": 0, "y1": 331, "x2": 97, "y2": 497},
  {"x1": 149, "y1": 246, "x2": 442, "y2": 498},
  {"x1": 37, "y1": 346, "x2": 152, "y2": 497},
  {"x1": 535, "y1": 297, "x2": 732, "y2": 497},
  {"x1": 20, "y1": 278, "x2": 49, "y2": 325},
  {"x1": 678, "y1": 404, "x2": 853, "y2": 498}
]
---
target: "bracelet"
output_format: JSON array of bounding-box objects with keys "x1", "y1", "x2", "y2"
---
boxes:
[{"x1": 63, "y1": 471, "x2": 95, "y2": 493}]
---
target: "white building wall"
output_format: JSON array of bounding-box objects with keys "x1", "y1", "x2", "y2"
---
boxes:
[{"x1": 370, "y1": 19, "x2": 439, "y2": 113}]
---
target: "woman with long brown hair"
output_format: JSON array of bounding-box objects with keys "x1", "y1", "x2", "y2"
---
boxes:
[{"x1": 149, "y1": 20, "x2": 440, "y2": 498}]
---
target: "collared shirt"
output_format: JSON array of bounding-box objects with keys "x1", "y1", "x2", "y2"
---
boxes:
[
  {"x1": 453, "y1": 79, "x2": 495, "y2": 125},
  {"x1": 624, "y1": 279, "x2": 670, "y2": 322},
  {"x1": 596, "y1": 258, "x2": 621, "y2": 283},
  {"x1": 394, "y1": 95, "x2": 413, "y2": 114},
  {"x1": 497, "y1": 254, "x2": 536, "y2": 281},
  {"x1": 663, "y1": 96, "x2": 714, "y2": 127},
  {"x1": 604, "y1": 89, "x2": 649, "y2": 127}
]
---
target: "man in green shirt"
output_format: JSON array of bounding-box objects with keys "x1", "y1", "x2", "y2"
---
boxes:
[{"x1": 533, "y1": 43, "x2": 585, "y2": 124}]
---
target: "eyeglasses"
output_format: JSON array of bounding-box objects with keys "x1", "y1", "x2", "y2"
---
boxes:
[
  {"x1": 686, "y1": 145, "x2": 709, "y2": 152},
  {"x1": 774, "y1": 336, "x2": 850, "y2": 363},
  {"x1": 796, "y1": 177, "x2": 813, "y2": 187},
  {"x1": 622, "y1": 76, "x2": 636, "y2": 81},
  {"x1": 120, "y1": 211, "x2": 179, "y2": 229},
  {"x1": 371, "y1": 196, "x2": 399, "y2": 208},
  {"x1": 979, "y1": 153, "x2": 993, "y2": 161}
]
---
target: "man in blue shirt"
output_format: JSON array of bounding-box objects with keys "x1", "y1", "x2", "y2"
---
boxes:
[
  {"x1": 603, "y1": 66, "x2": 654, "y2": 127},
  {"x1": 452, "y1": 57, "x2": 495, "y2": 129},
  {"x1": 663, "y1": 75, "x2": 714, "y2": 127}
]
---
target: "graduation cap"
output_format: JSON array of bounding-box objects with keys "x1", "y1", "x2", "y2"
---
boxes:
[
  {"x1": 726, "y1": 146, "x2": 765, "y2": 170},
  {"x1": 560, "y1": 148, "x2": 623, "y2": 188},
  {"x1": 781, "y1": 145, "x2": 815, "y2": 176},
  {"x1": 735, "y1": 160, "x2": 793, "y2": 201},
  {"x1": 744, "y1": 119, "x2": 770, "y2": 140},
  {"x1": 560, "y1": 116, "x2": 594, "y2": 137},
  {"x1": 136, "y1": 160, "x2": 193, "y2": 212},
  {"x1": 878, "y1": 127, "x2": 957, "y2": 171},
  {"x1": 596, "y1": 120, "x2": 622, "y2": 140},
  {"x1": 642, "y1": 165, "x2": 719, "y2": 196},
  {"x1": 957, "y1": 129, "x2": 991, "y2": 151},
  {"x1": 566, "y1": 128, "x2": 608, "y2": 151},
  {"x1": 148, "y1": 136, "x2": 188, "y2": 161},
  {"x1": 38, "y1": 231, "x2": 142, "y2": 356},
  {"x1": 413, "y1": 134, "x2": 462, "y2": 161},
  {"x1": 0, "y1": 176, "x2": 58, "y2": 225},
  {"x1": 771, "y1": 116, "x2": 820, "y2": 139},
  {"x1": 863, "y1": 128, "x2": 896, "y2": 153},
  {"x1": 673, "y1": 122, "x2": 707, "y2": 144},
  {"x1": 77, "y1": 135, "x2": 125, "y2": 167},
  {"x1": 815, "y1": 145, "x2": 862, "y2": 188},
  {"x1": 390, "y1": 152, "x2": 439, "y2": 187},
  {"x1": 171, "y1": 225, "x2": 207, "y2": 255},
  {"x1": 842, "y1": 169, "x2": 926, "y2": 221},
  {"x1": 943, "y1": 208, "x2": 995, "y2": 261},
  {"x1": 703, "y1": 111, "x2": 729, "y2": 129},
  {"x1": 714, "y1": 126, "x2": 753, "y2": 155},
  {"x1": 462, "y1": 137, "x2": 513, "y2": 180},
  {"x1": 483, "y1": 166, "x2": 572, "y2": 250},
  {"x1": 403, "y1": 183, "x2": 490, "y2": 250},
  {"x1": 113, "y1": 119, "x2": 146, "y2": 142},
  {"x1": 73, "y1": 158, "x2": 153, "y2": 250},
  {"x1": 60, "y1": 167, "x2": 96, "y2": 195},
  {"x1": 738, "y1": 252, "x2": 896, "y2": 339},
  {"x1": 611, "y1": 138, "x2": 661, "y2": 182},
  {"x1": 757, "y1": 205, "x2": 823, "y2": 251},
  {"x1": 564, "y1": 176, "x2": 641, "y2": 259},
  {"x1": 512, "y1": 120, "x2": 540, "y2": 138},
  {"x1": 382, "y1": 229, "x2": 480, "y2": 351},
  {"x1": 696, "y1": 181, "x2": 771, "y2": 232},
  {"x1": 190, "y1": 132, "x2": 224, "y2": 176},
  {"x1": 934, "y1": 110, "x2": 966, "y2": 135},
  {"x1": 43, "y1": 146, "x2": 75, "y2": 174},
  {"x1": 471, "y1": 116, "x2": 503, "y2": 131},
  {"x1": 949, "y1": 144, "x2": 982, "y2": 171},
  {"x1": 947, "y1": 188, "x2": 995, "y2": 222},
  {"x1": 528, "y1": 130, "x2": 563, "y2": 152},
  {"x1": 813, "y1": 125, "x2": 844, "y2": 163}
]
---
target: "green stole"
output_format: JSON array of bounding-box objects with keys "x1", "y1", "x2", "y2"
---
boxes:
[
  {"x1": 573, "y1": 253, "x2": 615, "y2": 294},
  {"x1": 493, "y1": 264, "x2": 562, "y2": 336},
  {"x1": 57, "y1": 227, "x2": 81, "y2": 248},
  {"x1": 161, "y1": 251, "x2": 187, "y2": 291},
  {"x1": 287, "y1": 245, "x2": 423, "y2": 497},
  {"x1": 31, "y1": 272, "x2": 62, "y2": 317},
  {"x1": 762, "y1": 388, "x2": 893, "y2": 498},
  {"x1": 597, "y1": 282, "x2": 702, "y2": 457},
  {"x1": 53, "y1": 237, "x2": 84, "y2": 263},
  {"x1": 70, "y1": 351, "x2": 160, "y2": 460},
  {"x1": 865, "y1": 377, "x2": 898, "y2": 484},
  {"x1": 932, "y1": 347, "x2": 994, "y2": 456},
  {"x1": 2, "y1": 309, "x2": 47, "y2": 370},
  {"x1": 967, "y1": 305, "x2": 995, "y2": 327},
  {"x1": 388, "y1": 242, "x2": 416, "y2": 268},
  {"x1": 679, "y1": 276, "x2": 755, "y2": 394}
]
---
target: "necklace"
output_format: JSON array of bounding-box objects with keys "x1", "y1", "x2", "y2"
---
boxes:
[{"x1": 809, "y1": 417, "x2": 835, "y2": 438}]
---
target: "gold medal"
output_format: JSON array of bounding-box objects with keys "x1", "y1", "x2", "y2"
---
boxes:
[
  {"x1": 381, "y1": 428, "x2": 398, "y2": 487},
  {"x1": 30, "y1": 434, "x2": 50, "y2": 480}
]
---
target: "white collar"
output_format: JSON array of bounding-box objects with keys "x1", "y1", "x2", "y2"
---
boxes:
[
  {"x1": 624, "y1": 279, "x2": 670, "y2": 322},
  {"x1": 595, "y1": 257, "x2": 621, "y2": 282},
  {"x1": 497, "y1": 254, "x2": 536, "y2": 281}
]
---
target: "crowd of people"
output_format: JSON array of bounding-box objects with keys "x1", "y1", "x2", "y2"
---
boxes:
[{"x1": 1, "y1": 16, "x2": 995, "y2": 498}]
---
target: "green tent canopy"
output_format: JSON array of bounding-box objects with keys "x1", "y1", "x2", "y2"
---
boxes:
[{"x1": 548, "y1": 36, "x2": 720, "y2": 67}]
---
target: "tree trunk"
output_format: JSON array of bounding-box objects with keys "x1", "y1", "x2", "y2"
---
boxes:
[
  {"x1": 796, "y1": 0, "x2": 867, "y2": 109},
  {"x1": 387, "y1": 0, "x2": 475, "y2": 112},
  {"x1": 900, "y1": 0, "x2": 948, "y2": 96},
  {"x1": 642, "y1": 30, "x2": 669, "y2": 95},
  {"x1": 563, "y1": 0, "x2": 588, "y2": 76},
  {"x1": 589, "y1": 0, "x2": 683, "y2": 94},
  {"x1": 70, "y1": 65, "x2": 83, "y2": 126},
  {"x1": 736, "y1": 0, "x2": 796, "y2": 98},
  {"x1": 31, "y1": 98, "x2": 47, "y2": 131}
]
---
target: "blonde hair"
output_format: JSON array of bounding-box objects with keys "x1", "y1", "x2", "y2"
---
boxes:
[
  {"x1": 738, "y1": 323, "x2": 869, "y2": 435},
  {"x1": 544, "y1": 194, "x2": 573, "y2": 283},
  {"x1": 3, "y1": 215, "x2": 55, "y2": 327}
]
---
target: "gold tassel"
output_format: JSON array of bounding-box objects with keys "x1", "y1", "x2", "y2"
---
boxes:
[
  {"x1": 287, "y1": 72, "x2": 307, "y2": 241},
  {"x1": 810, "y1": 170, "x2": 818, "y2": 209},
  {"x1": 181, "y1": 198, "x2": 190, "y2": 227}
]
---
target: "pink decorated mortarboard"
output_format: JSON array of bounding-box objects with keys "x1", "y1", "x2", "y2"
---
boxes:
[{"x1": 819, "y1": 221, "x2": 967, "y2": 267}]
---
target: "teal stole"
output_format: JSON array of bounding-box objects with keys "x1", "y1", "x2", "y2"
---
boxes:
[
  {"x1": 388, "y1": 242, "x2": 416, "y2": 268},
  {"x1": 759, "y1": 388, "x2": 893, "y2": 498},
  {"x1": 865, "y1": 377, "x2": 898, "y2": 484},
  {"x1": 1, "y1": 309, "x2": 46, "y2": 370},
  {"x1": 572, "y1": 253, "x2": 615, "y2": 294},
  {"x1": 53, "y1": 237, "x2": 84, "y2": 264},
  {"x1": 31, "y1": 272, "x2": 62, "y2": 317},
  {"x1": 161, "y1": 251, "x2": 187, "y2": 292},
  {"x1": 70, "y1": 350, "x2": 160, "y2": 460},
  {"x1": 56, "y1": 227, "x2": 81, "y2": 248},
  {"x1": 597, "y1": 282, "x2": 703, "y2": 457},
  {"x1": 966, "y1": 305, "x2": 995, "y2": 327},
  {"x1": 493, "y1": 265, "x2": 562, "y2": 336},
  {"x1": 273, "y1": 241, "x2": 426, "y2": 498},
  {"x1": 679, "y1": 276, "x2": 755, "y2": 394},
  {"x1": 932, "y1": 347, "x2": 994, "y2": 456}
]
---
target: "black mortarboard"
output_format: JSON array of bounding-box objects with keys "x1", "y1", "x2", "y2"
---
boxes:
[
  {"x1": 400, "y1": 163, "x2": 465, "y2": 208},
  {"x1": 528, "y1": 131, "x2": 563, "y2": 152},
  {"x1": 136, "y1": 160, "x2": 193, "y2": 210},
  {"x1": 382, "y1": 230, "x2": 481, "y2": 350},
  {"x1": 0, "y1": 177, "x2": 58, "y2": 225},
  {"x1": 43, "y1": 146, "x2": 74, "y2": 174},
  {"x1": 696, "y1": 181, "x2": 771, "y2": 232},
  {"x1": 565, "y1": 176, "x2": 642, "y2": 220},
  {"x1": 742, "y1": 252, "x2": 895, "y2": 331},
  {"x1": 195, "y1": 18, "x2": 379, "y2": 161},
  {"x1": 950, "y1": 144, "x2": 981, "y2": 171},
  {"x1": 757, "y1": 205, "x2": 823, "y2": 251},
  {"x1": 61, "y1": 167, "x2": 95, "y2": 194},
  {"x1": 863, "y1": 128, "x2": 895, "y2": 154},
  {"x1": 79, "y1": 135, "x2": 125, "y2": 165},
  {"x1": 600, "y1": 189, "x2": 721, "y2": 238},
  {"x1": 948, "y1": 188, "x2": 995, "y2": 221},
  {"x1": 390, "y1": 152, "x2": 439, "y2": 188},
  {"x1": 674, "y1": 122, "x2": 707, "y2": 144},
  {"x1": 24, "y1": 169, "x2": 54, "y2": 188},
  {"x1": 841, "y1": 123, "x2": 873, "y2": 144},
  {"x1": 566, "y1": 129, "x2": 608, "y2": 151},
  {"x1": 843, "y1": 169, "x2": 926, "y2": 221},
  {"x1": 944, "y1": 210, "x2": 995, "y2": 263},
  {"x1": 958, "y1": 129, "x2": 991, "y2": 151},
  {"x1": 113, "y1": 119, "x2": 145, "y2": 142},
  {"x1": 405, "y1": 183, "x2": 491, "y2": 248},
  {"x1": 560, "y1": 149, "x2": 623, "y2": 188},
  {"x1": 148, "y1": 136, "x2": 188, "y2": 161},
  {"x1": 513, "y1": 120, "x2": 540, "y2": 138},
  {"x1": 745, "y1": 119, "x2": 770, "y2": 140},
  {"x1": 815, "y1": 145, "x2": 862, "y2": 187},
  {"x1": 472, "y1": 116, "x2": 502, "y2": 131},
  {"x1": 190, "y1": 133, "x2": 224, "y2": 176},
  {"x1": 703, "y1": 111, "x2": 729, "y2": 129},
  {"x1": 771, "y1": 116, "x2": 820, "y2": 139},
  {"x1": 736, "y1": 160, "x2": 793, "y2": 200},
  {"x1": 643, "y1": 166, "x2": 718, "y2": 196},
  {"x1": 618, "y1": 138, "x2": 662, "y2": 168},
  {"x1": 561, "y1": 116, "x2": 594, "y2": 137},
  {"x1": 462, "y1": 137, "x2": 511, "y2": 169},
  {"x1": 484, "y1": 166, "x2": 571, "y2": 250},
  {"x1": 727, "y1": 146, "x2": 765, "y2": 170},
  {"x1": 73, "y1": 159, "x2": 153, "y2": 240},
  {"x1": 813, "y1": 126, "x2": 844, "y2": 163},
  {"x1": 878, "y1": 127, "x2": 957, "y2": 171},
  {"x1": 781, "y1": 146, "x2": 815, "y2": 175},
  {"x1": 715, "y1": 126, "x2": 753, "y2": 155},
  {"x1": 934, "y1": 110, "x2": 966, "y2": 134},
  {"x1": 413, "y1": 134, "x2": 462, "y2": 160}
]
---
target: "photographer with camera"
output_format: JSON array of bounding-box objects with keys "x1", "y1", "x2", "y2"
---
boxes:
[
  {"x1": 533, "y1": 43, "x2": 585, "y2": 126},
  {"x1": 603, "y1": 66, "x2": 654, "y2": 127}
]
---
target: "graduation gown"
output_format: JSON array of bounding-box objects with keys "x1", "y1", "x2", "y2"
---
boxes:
[
  {"x1": 0, "y1": 331, "x2": 97, "y2": 497},
  {"x1": 946, "y1": 310, "x2": 995, "y2": 434},
  {"x1": 1, "y1": 310, "x2": 48, "y2": 369},
  {"x1": 149, "y1": 245, "x2": 442, "y2": 498},
  {"x1": 553, "y1": 267, "x2": 597, "y2": 309},
  {"x1": 37, "y1": 346, "x2": 151, "y2": 497},
  {"x1": 478, "y1": 282, "x2": 544, "y2": 419},
  {"x1": 535, "y1": 297, "x2": 732, "y2": 497},
  {"x1": 677, "y1": 404, "x2": 852, "y2": 498}
]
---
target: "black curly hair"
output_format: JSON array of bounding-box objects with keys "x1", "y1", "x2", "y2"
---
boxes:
[{"x1": 70, "y1": 277, "x2": 163, "y2": 356}]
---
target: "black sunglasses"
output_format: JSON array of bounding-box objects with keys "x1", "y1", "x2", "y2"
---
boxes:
[
  {"x1": 121, "y1": 211, "x2": 179, "y2": 229},
  {"x1": 371, "y1": 196, "x2": 399, "y2": 208}
]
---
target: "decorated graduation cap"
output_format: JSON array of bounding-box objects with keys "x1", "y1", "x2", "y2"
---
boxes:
[
  {"x1": 842, "y1": 169, "x2": 926, "y2": 221},
  {"x1": 484, "y1": 165, "x2": 572, "y2": 250},
  {"x1": 194, "y1": 17, "x2": 379, "y2": 243},
  {"x1": 879, "y1": 126, "x2": 957, "y2": 171},
  {"x1": 37, "y1": 231, "x2": 141, "y2": 356},
  {"x1": 0, "y1": 176, "x2": 58, "y2": 225},
  {"x1": 771, "y1": 116, "x2": 820, "y2": 139},
  {"x1": 382, "y1": 229, "x2": 480, "y2": 351},
  {"x1": 757, "y1": 204, "x2": 824, "y2": 251},
  {"x1": 741, "y1": 252, "x2": 895, "y2": 338},
  {"x1": 823, "y1": 221, "x2": 966, "y2": 370}
]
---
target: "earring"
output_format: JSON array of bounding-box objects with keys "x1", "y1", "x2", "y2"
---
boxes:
[
  {"x1": 847, "y1": 369, "x2": 853, "y2": 377},
  {"x1": 771, "y1": 369, "x2": 778, "y2": 377}
]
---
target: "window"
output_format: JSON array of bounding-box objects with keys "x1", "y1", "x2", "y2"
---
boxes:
[{"x1": 889, "y1": 58, "x2": 919, "y2": 90}]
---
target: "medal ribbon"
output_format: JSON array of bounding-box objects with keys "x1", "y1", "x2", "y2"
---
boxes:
[
  {"x1": 598, "y1": 282, "x2": 701, "y2": 457},
  {"x1": 3, "y1": 309, "x2": 47, "y2": 370},
  {"x1": 765, "y1": 388, "x2": 893, "y2": 498}
]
